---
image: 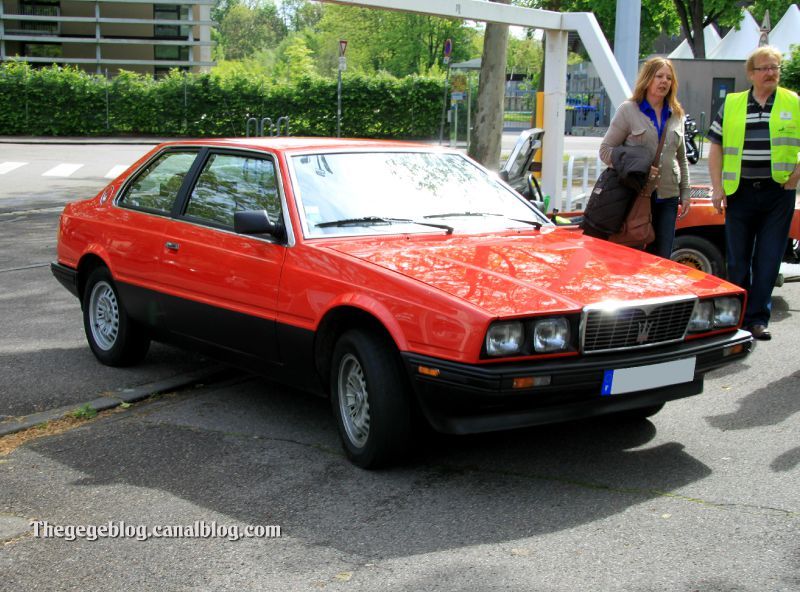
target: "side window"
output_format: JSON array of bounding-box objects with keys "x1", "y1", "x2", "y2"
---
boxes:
[
  {"x1": 184, "y1": 153, "x2": 281, "y2": 228},
  {"x1": 120, "y1": 151, "x2": 197, "y2": 214}
]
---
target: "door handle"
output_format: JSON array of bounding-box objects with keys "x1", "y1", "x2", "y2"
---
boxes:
[{"x1": 165, "y1": 241, "x2": 180, "y2": 251}]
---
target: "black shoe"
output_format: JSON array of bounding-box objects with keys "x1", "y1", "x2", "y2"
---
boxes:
[{"x1": 748, "y1": 324, "x2": 772, "y2": 341}]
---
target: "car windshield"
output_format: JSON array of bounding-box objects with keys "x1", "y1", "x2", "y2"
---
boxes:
[{"x1": 290, "y1": 151, "x2": 549, "y2": 238}]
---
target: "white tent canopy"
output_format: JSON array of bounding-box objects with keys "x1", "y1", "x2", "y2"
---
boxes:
[
  {"x1": 668, "y1": 24, "x2": 722, "y2": 59},
  {"x1": 770, "y1": 3, "x2": 800, "y2": 57},
  {"x1": 707, "y1": 10, "x2": 761, "y2": 60}
]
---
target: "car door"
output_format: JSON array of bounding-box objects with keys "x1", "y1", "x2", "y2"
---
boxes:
[
  {"x1": 158, "y1": 148, "x2": 286, "y2": 365},
  {"x1": 111, "y1": 148, "x2": 201, "y2": 329}
]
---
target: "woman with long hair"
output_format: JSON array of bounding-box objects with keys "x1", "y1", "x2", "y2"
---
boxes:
[{"x1": 598, "y1": 57, "x2": 691, "y2": 258}]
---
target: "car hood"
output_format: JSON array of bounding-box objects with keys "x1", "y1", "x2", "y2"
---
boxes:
[{"x1": 322, "y1": 229, "x2": 736, "y2": 316}]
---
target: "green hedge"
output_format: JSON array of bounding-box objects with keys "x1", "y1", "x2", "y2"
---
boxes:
[{"x1": 0, "y1": 62, "x2": 445, "y2": 138}]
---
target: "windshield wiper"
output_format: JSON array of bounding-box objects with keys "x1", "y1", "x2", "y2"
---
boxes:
[
  {"x1": 425, "y1": 212, "x2": 542, "y2": 229},
  {"x1": 316, "y1": 216, "x2": 454, "y2": 234},
  {"x1": 424, "y1": 211, "x2": 500, "y2": 219},
  {"x1": 508, "y1": 218, "x2": 543, "y2": 229}
]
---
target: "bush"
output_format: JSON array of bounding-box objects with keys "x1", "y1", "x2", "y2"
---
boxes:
[{"x1": 0, "y1": 63, "x2": 445, "y2": 139}]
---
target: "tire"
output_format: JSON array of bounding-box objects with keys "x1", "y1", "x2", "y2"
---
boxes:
[
  {"x1": 671, "y1": 235, "x2": 725, "y2": 278},
  {"x1": 330, "y1": 329, "x2": 412, "y2": 469},
  {"x1": 82, "y1": 267, "x2": 150, "y2": 367}
]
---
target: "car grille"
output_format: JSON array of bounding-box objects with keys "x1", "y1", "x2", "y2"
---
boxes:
[{"x1": 582, "y1": 298, "x2": 696, "y2": 353}]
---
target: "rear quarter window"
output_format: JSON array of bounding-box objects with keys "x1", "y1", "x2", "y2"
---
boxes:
[{"x1": 120, "y1": 151, "x2": 198, "y2": 214}]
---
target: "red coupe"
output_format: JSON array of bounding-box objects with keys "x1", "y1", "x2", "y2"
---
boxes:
[{"x1": 53, "y1": 138, "x2": 753, "y2": 468}]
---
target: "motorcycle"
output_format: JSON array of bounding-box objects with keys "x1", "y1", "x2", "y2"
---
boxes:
[{"x1": 684, "y1": 114, "x2": 699, "y2": 164}]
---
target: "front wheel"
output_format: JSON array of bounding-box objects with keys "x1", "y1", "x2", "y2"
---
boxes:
[
  {"x1": 330, "y1": 329, "x2": 412, "y2": 469},
  {"x1": 671, "y1": 235, "x2": 725, "y2": 278},
  {"x1": 82, "y1": 267, "x2": 150, "y2": 366}
]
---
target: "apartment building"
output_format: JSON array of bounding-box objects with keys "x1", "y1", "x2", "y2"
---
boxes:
[{"x1": 0, "y1": 0, "x2": 214, "y2": 75}]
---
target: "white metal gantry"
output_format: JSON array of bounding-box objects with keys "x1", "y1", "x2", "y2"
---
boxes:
[{"x1": 323, "y1": 0, "x2": 631, "y2": 210}]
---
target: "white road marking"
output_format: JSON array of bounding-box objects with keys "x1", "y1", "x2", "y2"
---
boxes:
[
  {"x1": 42, "y1": 163, "x2": 84, "y2": 177},
  {"x1": 0, "y1": 162, "x2": 28, "y2": 175},
  {"x1": 104, "y1": 165, "x2": 129, "y2": 179}
]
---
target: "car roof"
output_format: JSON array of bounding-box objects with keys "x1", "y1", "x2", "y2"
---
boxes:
[{"x1": 156, "y1": 137, "x2": 443, "y2": 154}]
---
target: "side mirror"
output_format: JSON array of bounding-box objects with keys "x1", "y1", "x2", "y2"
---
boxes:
[
  {"x1": 498, "y1": 170, "x2": 510, "y2": 183},
  {"x1": 234, "y1": 210, "x2": 285, "y2": 241}
]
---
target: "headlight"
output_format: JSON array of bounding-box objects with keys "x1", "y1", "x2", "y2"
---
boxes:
[
  {"x1": 688, "y1": 297, "x2": 741, "y2": 333},
  {"x1": 688, "y1": 301, "x2": 713, "y2": 332},
  {"x1": 533, "y1": 318, "x2": 570, "y2": 353},
  {"x1": 486, "y1": 321, "x2": 524, "y2": 356},
  {"x1": 713, "y1": 297, "x2": 741, "y2": 328}
]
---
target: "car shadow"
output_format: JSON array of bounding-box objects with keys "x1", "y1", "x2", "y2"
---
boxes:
[{"x1": 19, "y1": 376, "x2": 713, "y2": 560}]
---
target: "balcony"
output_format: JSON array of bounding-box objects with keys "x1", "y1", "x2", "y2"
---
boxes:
[{"x1": 4, "y1": 5, "x2": 61, "y2": 36}]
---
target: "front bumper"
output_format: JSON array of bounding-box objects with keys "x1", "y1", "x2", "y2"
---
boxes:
[{"x1": 402, "y1": 329, "x2": 753, "y2": 435}]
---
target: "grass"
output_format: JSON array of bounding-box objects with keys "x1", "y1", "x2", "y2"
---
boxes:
[{"x1": 70, "y1": 403, "x2": 98, "y2": 420}]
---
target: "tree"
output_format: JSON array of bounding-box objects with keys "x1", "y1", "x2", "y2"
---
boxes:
[
  {"x1": 783, "y1": 45, "x2": 800, "y2": 92},
  {"x1": 507, "y1": 34, "x2": 543, "y2": 81},
  {"x1": 672, "y1": 1, "x2": 735, "y2": 59},
  {"x1": 216, "y1": 1, "x2": 285, "y2": 60},
  {"x1": 274, "y1": 34, "x2": 317, "y2": 81},
  {"x1": 672, "y1": 1, "x2": 795, "y2": 58},
  {"x1": 278, "y1": 0, "x2": 324, "y2": 32},
  {"x1": 468, "y1": 0, "x2": 510, "y2": 169},
  {"x1": 314, "y1": 5, "x2": 478, "y2": 77},
  {"x1": 514, "y1": 0, "x2": 679, "y2": 57}
]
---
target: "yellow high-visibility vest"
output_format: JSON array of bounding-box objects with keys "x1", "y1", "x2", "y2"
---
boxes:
[{"x1": 721, "y1": 86, "x2": 800, "y2": 194}]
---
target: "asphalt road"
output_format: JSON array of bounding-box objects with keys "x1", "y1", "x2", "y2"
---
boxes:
[{"x1": 0, "y1": 140, "x2": 798, "y2": 590}]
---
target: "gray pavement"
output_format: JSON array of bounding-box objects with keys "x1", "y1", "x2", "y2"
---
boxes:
[
  {"x1": 0, "y1": 207, "x2": 216, "y2": 423},
  {"x1": 0, "y1": 136, "x2": 798, "y2": 590},
  {"x1": 1, "y1": 319, "x2": 799, "y2": 589}
]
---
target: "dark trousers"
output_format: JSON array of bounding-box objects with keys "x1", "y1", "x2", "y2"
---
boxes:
[
  {"x1": 725, "y1": 179, "x2": 796, "y2": 327},
  {"x1": 646, "y1": 195, "x2": 679, "y2": 259}
]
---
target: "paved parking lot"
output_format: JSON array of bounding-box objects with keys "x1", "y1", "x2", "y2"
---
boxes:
[{"x1": 0, "y1": 139, "x2": 797, "y2": 590}]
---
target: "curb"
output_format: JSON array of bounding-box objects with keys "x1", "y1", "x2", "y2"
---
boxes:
[{"x1": 0, "y1": 365, "x2": 231, "y2": 438}]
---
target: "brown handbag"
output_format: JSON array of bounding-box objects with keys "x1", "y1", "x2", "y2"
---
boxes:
[{"x1": 608, "y1": 120, "x2": 669, "y2": 249}]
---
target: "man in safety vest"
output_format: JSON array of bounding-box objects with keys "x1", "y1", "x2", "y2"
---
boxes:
[{"x1": 708, "y1": 46, "x2": 800, "y2": 341}]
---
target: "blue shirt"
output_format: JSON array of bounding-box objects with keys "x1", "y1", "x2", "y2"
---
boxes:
[{"x1": 639, "y1": 99, "x2": 671, "y2": 140}]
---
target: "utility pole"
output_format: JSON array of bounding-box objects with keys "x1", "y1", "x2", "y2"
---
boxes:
[{"x1": 337, "y1": 40, "x2": 347, "y2": 138}]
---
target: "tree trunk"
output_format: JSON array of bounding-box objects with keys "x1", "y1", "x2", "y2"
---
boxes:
[
  {"x1": 673, "y1": 0, "x2": 706, "y2": 58},
  {"x1": 467, "y1": 0, "x2": 510, "y2": 170}
]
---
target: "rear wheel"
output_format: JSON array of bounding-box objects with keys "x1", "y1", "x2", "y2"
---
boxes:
[
  {"x1": 82, "y1": 267, "x2": 150, "y2": 366},
  {"x1": 671, "y1": 235, "x2": 725, "y2": 278},
  {"x1": 330, "y1": 329, "x2": 411, "y2": 469}
]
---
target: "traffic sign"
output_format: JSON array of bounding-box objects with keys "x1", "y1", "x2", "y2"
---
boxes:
[
  {"x1": 443, "y1": 38, "x2": 452, "y2": 57},
  {"x1": 339, "y1": 40, "x2": 348, "y2": 57},
  {"x1": 339, "y1": 57, "x2": 347, "y2": 71}
]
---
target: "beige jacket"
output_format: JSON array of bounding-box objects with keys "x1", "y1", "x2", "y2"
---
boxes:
[{"x1": 599, "y1": 99, "x2": 690, "y2": 200}]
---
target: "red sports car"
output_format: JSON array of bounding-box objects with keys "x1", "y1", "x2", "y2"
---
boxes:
[{"x1": 52, "y1": 138, "x2": 753, "y2": 468}]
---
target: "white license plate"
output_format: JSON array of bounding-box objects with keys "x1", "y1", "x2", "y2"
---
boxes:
[{"x1": 600, "y1": 357, "x2": 696, "y2": 396}]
